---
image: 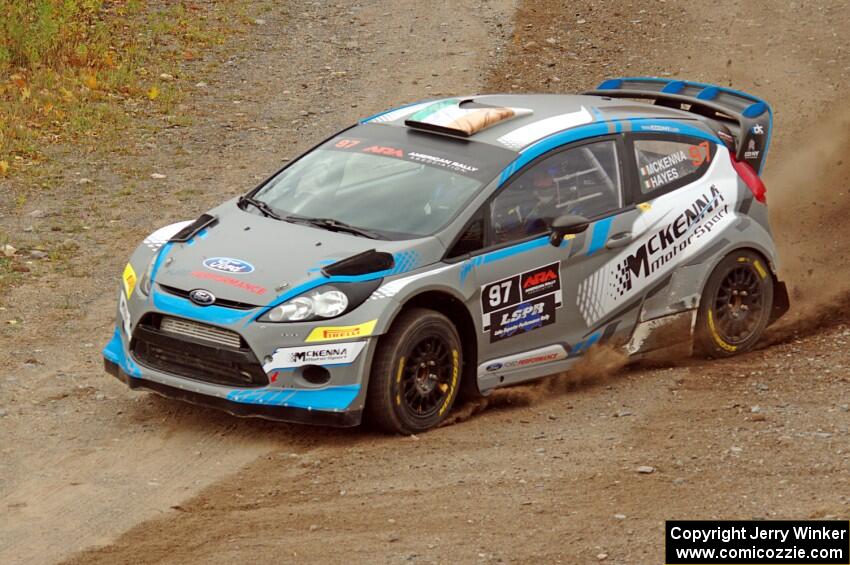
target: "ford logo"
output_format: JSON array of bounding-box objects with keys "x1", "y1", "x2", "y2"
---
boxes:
[
  {"x1": 203, "y1": 257, "x2": 255, "y2": 274},
  {"x1": 189, "y1": 289, "x2": 216, "y2": 306},
  {"x1": 485, "y1": 363, "x2": 503, "y2": 372}
]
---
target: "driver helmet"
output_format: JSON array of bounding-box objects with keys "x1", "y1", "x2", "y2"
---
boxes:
[{"x1": 532, "y1": 167, "x2": 558, "y2": 204}]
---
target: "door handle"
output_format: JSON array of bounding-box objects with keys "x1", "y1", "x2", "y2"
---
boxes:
[{"x1": 605, "y1": 231, "x2": 633, "y2": 249}]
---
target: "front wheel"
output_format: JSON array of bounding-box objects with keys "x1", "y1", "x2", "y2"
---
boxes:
[
  {"x1": 366, "y1": 308, "x2": 462, "y2": 434},
  {"x1": 694, "y1": 250, "x2": 774, "y2": 357}
]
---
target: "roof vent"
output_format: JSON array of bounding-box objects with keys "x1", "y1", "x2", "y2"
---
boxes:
[{"x1": 405, "y1": 98, "x2": 532, "y2": 137}]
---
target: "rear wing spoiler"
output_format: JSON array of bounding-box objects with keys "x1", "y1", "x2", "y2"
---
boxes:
[{"x1": 585, "y1": 77, "x2": 773, "y2": 174}]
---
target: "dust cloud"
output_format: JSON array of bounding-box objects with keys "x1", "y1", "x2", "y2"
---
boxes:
[
  {"x1": 766, "y1": 109, "x2": 850, "y2": 337},
  {"x1": 442, "y1": 345, "x2": 628, "y2": 427}
]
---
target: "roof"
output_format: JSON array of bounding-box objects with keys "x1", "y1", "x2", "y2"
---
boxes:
[{"x1": 362, "y1": 94, "x2": 705, "y2": 152}]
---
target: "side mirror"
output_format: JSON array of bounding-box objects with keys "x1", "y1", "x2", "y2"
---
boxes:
[{"x1": 549, "y1": 214, "x2": 590, "y2": 247}]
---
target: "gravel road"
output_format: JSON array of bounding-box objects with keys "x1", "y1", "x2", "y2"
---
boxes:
[{"x1": 1, "y1": 1, "x2": 848, "y2": 564}]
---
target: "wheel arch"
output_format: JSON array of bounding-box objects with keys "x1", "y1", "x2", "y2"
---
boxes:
[
  {"x1": 379, "y1": 289, "x2": 481, "y2": 400},
  {"x1": 694, "y1": 244, "x2": 779, "y2": 311}
]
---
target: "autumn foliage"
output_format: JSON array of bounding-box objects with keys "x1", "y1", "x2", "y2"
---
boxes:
[{"x1": 0, "y1": 0, "x2": 244, "y2": 177}]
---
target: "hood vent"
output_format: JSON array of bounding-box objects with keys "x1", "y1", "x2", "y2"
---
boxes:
[
  {"x1": 322, "y1": 249, "x2": 395, "y2": 276},
  {"x1": 169, "y1": 213, "x2": 218, "y2": 243}
]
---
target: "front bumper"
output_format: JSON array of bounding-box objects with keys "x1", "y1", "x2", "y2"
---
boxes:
[
  {"x1": 104, "y1": 357, "x2": 361, "y2": 426},
  {"x1": 103, "y1": 327, "x2": 365, "y2": 427}
]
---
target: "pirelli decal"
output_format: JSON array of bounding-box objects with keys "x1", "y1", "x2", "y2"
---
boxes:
[
  {"x1": 305, "y1": 320, "x2": 378, "y2": 343},
  {"x1": 480, "y1": 262, "x2": 562, "y2": 343}
]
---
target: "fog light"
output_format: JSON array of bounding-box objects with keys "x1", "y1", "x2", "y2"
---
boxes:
[{"x1": 301, "y1": 365, "x2": 331, "y2": 385}]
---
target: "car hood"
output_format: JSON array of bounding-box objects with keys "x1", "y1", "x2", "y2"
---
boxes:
[{"x1": 152, "y1": 199, "x2": 443, "y2": 307}]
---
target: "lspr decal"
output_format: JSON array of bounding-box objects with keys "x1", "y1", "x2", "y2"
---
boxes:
[{"x1": 481, "y1": 262, "x2": 562, "y2": 341}]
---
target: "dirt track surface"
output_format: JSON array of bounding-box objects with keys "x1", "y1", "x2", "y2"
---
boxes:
[{"x1": 1, "y1": 1, "x2": 849, "y2": 564}]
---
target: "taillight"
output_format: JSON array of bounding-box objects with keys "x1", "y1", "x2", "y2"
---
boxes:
[{"x1": 730, "y1": 155, "x2": 767, "y2": 204}]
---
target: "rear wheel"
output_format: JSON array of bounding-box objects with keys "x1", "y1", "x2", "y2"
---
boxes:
[
  {"x1": 695, "y1": 250, "x2": 774, "y2": 357},
  {"x1": 366, "y1": 308, "x2": 462, "y2": 434}
]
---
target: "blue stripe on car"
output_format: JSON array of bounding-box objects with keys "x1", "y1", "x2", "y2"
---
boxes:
[
  {"x1": 661, "y1": 80, "x2": 685, "y2": 94},
  {"x1": 252, "y1": 251, "x2": 419, "y2": 321},
  {"x1": 628, "y1": 118, "x2": 721, "y2": 142},
  {"x1": 589, "y1": 106, "x2": 604, "y2": 121},
  {"x1": 497, "y1": 119, "x2": 718, "y2": 188},
  {"x1": 569, "y1": 330, "x2": 601, "y2": 358},
  {"x1": 149, "y1": 242, "x2": 172, "y2": 283},
  {"x1": 152, "y1": 288, "x2": 256, "y2": 325},
  {"x1": 696, "y1": 86, "x2": 719, "y2": 100},
  {"x1": 103, "y1": 327, "x2": 142, "y2": 377},
  {"x1": 226, "y1": 384, "x2": 360, "y2": 411},
  {"x1": 498, "y1": 122, "x2": 611, "y2": 185},
  {"x1": 586, "y1": 216, "x2": 614, "y2": 256}
]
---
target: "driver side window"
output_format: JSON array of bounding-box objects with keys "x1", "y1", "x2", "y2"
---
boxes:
[{"x1": 491, "y1": 140, "x2": 623, "y2": 245}]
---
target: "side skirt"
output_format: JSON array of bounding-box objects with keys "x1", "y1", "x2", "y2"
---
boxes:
[{"x1": 625, "y1": 309, "x2": 696, "y2": 359}]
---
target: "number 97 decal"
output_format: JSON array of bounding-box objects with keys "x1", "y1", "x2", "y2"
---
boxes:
[
  {"x1": 689, "y1": 141, "x2": 712, "y2": 167},
  {"x1": 480, "y1": 262, "x2": 562, "y2": 336}
]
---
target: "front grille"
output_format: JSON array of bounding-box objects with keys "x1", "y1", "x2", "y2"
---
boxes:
[
  {"x1": 158, "y1": 284, "x2": 258, "y2": 310},
  {"x1": 161, "y1": 316, "x2": 241, "y2": 349},
  {"x1": 132, "y1": 315, "x2": 267, "y2": 388}
]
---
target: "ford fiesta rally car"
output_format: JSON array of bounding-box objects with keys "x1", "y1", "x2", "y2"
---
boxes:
[{"x1": 104, "y1": 77, "x2": 789, "y2": 434}]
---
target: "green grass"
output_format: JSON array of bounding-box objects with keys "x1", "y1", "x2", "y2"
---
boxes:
[
  {"x1": 0, "y1": 0, "x2": 248, "y2": 178},
  {"x1": 0, "y1": 0, "x2": 258, "y2": 303}
]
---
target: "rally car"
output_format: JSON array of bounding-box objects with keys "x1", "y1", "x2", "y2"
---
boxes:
[{"x1": 104, "y1": 77, "x2": 789, "y2": 434}]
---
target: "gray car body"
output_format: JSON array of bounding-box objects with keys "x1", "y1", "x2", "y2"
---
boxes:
[{"x1": 103, "y1": 83, "x2": 784, "y2": 426}]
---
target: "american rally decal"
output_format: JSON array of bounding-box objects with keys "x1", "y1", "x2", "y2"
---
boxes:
[
  {"x1": 481, "y1": 262, "x2": 562, "y2": 343},
  {"x1": 577, "y1": 183, "x2": 736, "y2": 325}
]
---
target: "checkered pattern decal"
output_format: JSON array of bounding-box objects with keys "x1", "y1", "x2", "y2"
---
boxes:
[{"x1": 578, "y1": 258, "x2": 634, "y2": 324}]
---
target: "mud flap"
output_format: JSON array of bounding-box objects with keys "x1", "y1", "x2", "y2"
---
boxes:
[
  {"x1": 769, "y1": 280, "x2": 790, "y2": 325},
  {"x1": 626, "y1": 310, "x2": 696, "y2": 360}
]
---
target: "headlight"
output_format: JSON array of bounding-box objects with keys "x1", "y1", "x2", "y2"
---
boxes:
[
  {"x1": 259, "y1": 280, "x2": 381, "y2": 323},
  {"x1": 138, "y1": 254, "x2": 158, "y2": 296}
]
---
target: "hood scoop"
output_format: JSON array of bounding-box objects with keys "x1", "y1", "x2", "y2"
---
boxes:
[
  {"x1": 169, "y1": 214, "x2": 219, "y2": 243},
  {"x1": 322, "y1": 249, "x2": 394, "y2": 276}
]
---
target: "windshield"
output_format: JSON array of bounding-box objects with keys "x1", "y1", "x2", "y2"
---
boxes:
[{"x1": 252, "y1": 129, "x2": 506, "y2": 239}]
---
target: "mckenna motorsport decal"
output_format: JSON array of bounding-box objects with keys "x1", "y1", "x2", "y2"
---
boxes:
[
  {"x1": 578, "y1": 184, "x2": 735, "y2": 325},
  {"x1": 305, "y1": 319, "x2": 378, "y2": 343},
  {"x1": 477, "y1": 344, "x2": 568, "y2": 377},
  {"x1": 481, "y1": 262, "x2": 562, "y2": 343},
  {"x1": 202, "y1": 257, "x2": 255, "y2": 275},
  {"x1": 191, "y1": 270, "x2": 267, "y2": 295},
  {"x1": 263, "y1": 342, "x2": 367, "y2": 371}
]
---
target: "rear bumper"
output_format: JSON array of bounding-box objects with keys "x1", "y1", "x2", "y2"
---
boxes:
[{"x1": 105, "y1": 357, "x2": 362, "y2": 427}]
